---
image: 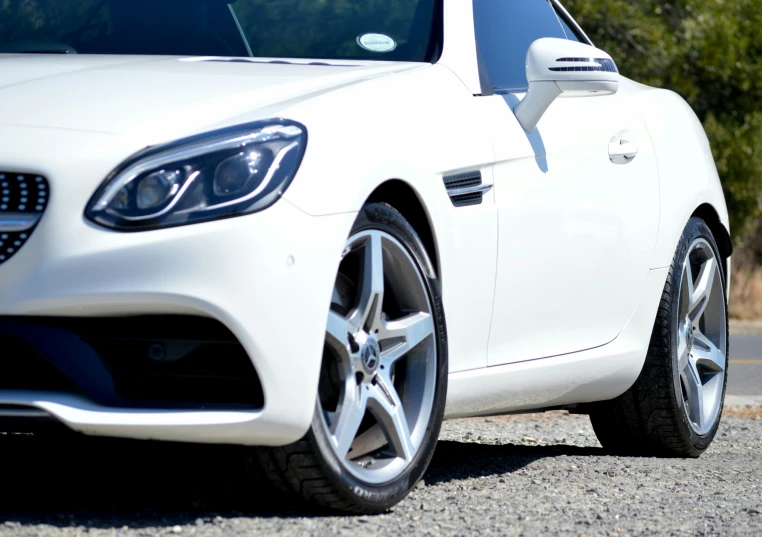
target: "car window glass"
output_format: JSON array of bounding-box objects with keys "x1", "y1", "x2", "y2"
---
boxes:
[
  {"x1": 0, "y1": 0, "x2": 248, "y2": 56},
  {"x1": 0, "y1": 0, "x2": 105, "y2": 50},
  {"x1": 231, "y1": 0, "x2": 437, "y2": 62},
  {"x1": 0, "y1": 0, "x2": 439, "y2": 60},
  {"x1": 473, "y1": 0, "x2": 568, "y2": 92}
]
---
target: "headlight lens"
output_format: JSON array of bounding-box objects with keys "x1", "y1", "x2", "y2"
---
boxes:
[
  {"x1": 135, "y1": 169, "x2": 182, "y2": 210},
  {"x1": 86, "y1": 119, "x2": 307, "y2": 231}
]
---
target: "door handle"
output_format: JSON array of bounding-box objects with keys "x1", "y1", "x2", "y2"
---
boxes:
[{"x1": 609, "y1": 133, "x2": 638, "y2": 165}]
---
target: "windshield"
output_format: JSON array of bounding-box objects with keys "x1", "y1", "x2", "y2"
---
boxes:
[{"x1": 0, "y1": 0, "x2": 441, "y2": 62}]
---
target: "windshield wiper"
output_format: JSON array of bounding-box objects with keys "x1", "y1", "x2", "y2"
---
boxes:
[
  {"x1": 0, "y1": 41, "x2": 77, "y2": 54},
  {"x1": 200, "y1": 58, "x2": 357, "y2": 67},
  {"x1": 20, "y1": 49, "x2": 73, "y2": 54}
]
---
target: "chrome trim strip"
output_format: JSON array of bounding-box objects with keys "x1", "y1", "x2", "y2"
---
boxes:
[
  {"x1": 0, "y1": 408, "x2": 50, "y2": 418},
  {"x1": 551, "y1": 0, "x2": 595, "y2": 47},
  {"x1": 0, "y1": 213, "x2": 41, "y2": 232},
  {"x1": 447, "y1": 184, "x2": 494, "y2": 198}
]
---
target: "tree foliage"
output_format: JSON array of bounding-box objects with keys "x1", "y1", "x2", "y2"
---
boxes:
[{"x1": 565, "y1": 0, "x2": 762, "y2": 244}]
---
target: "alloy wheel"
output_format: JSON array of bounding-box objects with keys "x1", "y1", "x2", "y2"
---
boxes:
[
  {"x1": 318, "y1": 229, "x2": 437, "y2": 484},
  {"x1": 676, "y1": 238, "x2": 727, "y2": 436}
]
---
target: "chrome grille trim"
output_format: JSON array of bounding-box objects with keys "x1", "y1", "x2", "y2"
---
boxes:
[{"x1": 0, "y1": 213, "x2": 41, "y2": 233}]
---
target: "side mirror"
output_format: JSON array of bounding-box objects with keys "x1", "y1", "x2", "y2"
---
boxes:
[{"x1": 514, "y1": 38, "x2": 620, "y2": 132}]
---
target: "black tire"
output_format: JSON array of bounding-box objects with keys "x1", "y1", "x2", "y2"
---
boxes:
[
  {"x1": 589, "y1": 217, "x2": 729, "y2": 457},
  {"x1": 258, "y1": 203, "x2": 448, "y2": 513}
]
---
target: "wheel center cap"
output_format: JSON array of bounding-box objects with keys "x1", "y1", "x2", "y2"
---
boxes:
[{"x1": 361, "y1": 336, "x2": 381, "y2": 374}]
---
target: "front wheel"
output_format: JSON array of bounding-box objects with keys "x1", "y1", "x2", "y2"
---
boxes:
[
  {"x1": 590, "y1": 217, "x2": 729, "y2": 457},
  {"x1": 260, "y1": 203, "x2": 448, "y2": 513}
]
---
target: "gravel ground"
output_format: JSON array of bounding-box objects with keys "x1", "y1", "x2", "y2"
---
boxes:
[{"x1": 1, "y1": 409, "x2": 760, "y2": 537}]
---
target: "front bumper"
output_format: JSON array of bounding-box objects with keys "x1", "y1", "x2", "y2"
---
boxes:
[{"x1": 0, "y1": 196, "x2": 355, "y2": 445}]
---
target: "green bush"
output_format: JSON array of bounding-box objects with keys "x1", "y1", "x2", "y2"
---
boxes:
[{"x1": 565, "y1": 0, "x2": 762, "y2": 243}]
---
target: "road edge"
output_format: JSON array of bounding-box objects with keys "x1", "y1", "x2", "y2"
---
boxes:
[
  {"x1": 725, "y1": 395, "x2": 762, "y2": 408},
  {"x1": 730, "y1": 319, "x2": 762, "y2": 336}
]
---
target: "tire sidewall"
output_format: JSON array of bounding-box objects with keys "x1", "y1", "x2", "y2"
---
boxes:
[
  {"x1": 307, "y1": 203, "x2": 448, "y2": 511},
  {"x1": 669, "y1": 217, "x2": 729, "y2": 452}
]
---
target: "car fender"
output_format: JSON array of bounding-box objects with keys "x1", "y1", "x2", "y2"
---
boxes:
[
  {"x1": 636, "y1": 88, "x2": 730, "y2": 269},
  {"x1": 279, "y1": 64, "x2": 494, "y2": 215}
]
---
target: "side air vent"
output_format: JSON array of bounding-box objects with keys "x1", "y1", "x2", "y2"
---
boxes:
[
  {"x1": 443, "y1": 171, "x2": 493, "y2": 207},
  {"x1": 0, "y1": 172, "x2": 49, "y2": 266}
]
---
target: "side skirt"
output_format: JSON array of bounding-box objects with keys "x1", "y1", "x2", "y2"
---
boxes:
[{"x1": 444, "y1": 267, "x2": 669, "y2": 419}]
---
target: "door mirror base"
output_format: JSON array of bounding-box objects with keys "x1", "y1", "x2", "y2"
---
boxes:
[
  {"x1": 514, "y1": 81, "x2": 562, "y2": 133},
  {"x1": 514, "y1": 38, "x2": 620, "y2": 132}
]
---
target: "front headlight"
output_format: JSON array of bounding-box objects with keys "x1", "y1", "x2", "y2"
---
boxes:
[{"x1": 86, "y1": 119, "x2": 307, "y2": 231}]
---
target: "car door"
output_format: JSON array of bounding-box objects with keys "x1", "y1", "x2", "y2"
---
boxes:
[{"x1": 471, "y1": 0, "x2": 660, "y2": 365}]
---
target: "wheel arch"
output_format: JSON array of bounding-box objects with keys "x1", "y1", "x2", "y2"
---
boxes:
[
  {"x1": 692, "y1": 203, "x2": 733, "y2": 282},
  {"x1": 692, "y1": 204, "x2": 732, "y2": 258},
  {"x1": 365, "y1": 179, "x2": 440, "y2": 279}
]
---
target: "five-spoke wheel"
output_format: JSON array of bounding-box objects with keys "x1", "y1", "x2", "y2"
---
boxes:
[
  {"x1": 319, "y1": 229, "x2": 438, "y2": 483},
  {"x1": 676, "y1": 238, "x2": 727, "y2": 436},
  {"x1": 260, "y1": 203, "x2": 447, "y2": 513}
]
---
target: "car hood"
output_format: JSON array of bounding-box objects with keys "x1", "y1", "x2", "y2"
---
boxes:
[{"x1": 0, "y1": 55, "x2": 422, "y2": 136}]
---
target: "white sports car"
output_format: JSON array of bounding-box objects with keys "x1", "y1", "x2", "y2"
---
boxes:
[{"x1": 0, "y1": 0, "x2": 731, "y2": 513}]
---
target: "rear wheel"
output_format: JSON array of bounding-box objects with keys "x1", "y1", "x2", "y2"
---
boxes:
[
  {"x1": 590, "y1": 217, "x2": 728, "y2": 456},
  {"x1": 260, "y1": 203, "x2": 447, "y2": 513}
]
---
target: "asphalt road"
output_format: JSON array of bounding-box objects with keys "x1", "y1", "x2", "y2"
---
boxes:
[{"x1": 729, "y1": 334, "x2": 762, "y2": 396}]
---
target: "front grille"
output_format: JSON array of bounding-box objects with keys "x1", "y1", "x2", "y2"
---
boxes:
[{"x1": 0, "y1": 172, "x2": 49, "y2": 265}]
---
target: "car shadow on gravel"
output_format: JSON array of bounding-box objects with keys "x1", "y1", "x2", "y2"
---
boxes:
[
  {"x1": 0, "y1": 434, "x2": 603, "y2": 528},
  {"x1": 426, "y1": 440, "x2": 604, "y2": 486}
]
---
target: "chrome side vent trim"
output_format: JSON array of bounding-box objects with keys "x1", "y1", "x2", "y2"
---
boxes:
[{"x1": 443, "y1": 171, "x2": 492, "y2": 207}]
